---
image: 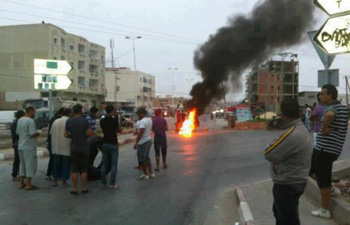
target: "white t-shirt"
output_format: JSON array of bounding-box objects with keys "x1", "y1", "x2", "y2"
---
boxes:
[
  {"x1": 50, "y1": 116, "x2": 71, "y2": 156},
  {"x1": 137, "y1": 117, "x2": 152, "y2": 145}
]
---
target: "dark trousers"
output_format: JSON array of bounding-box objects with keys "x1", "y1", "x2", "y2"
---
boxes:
[
  {"x1": 52, "y1": 154, "x2": 71, "y2": 180},
  {"x1": 46, "y1": 143, "x2": 53, "y2": 177},
  {"x1": 11, "y1": 144, "x2": 20, "y2": 177},
  {"x1": 273, "y1": 182, "x2": 306, "y2": 225}
]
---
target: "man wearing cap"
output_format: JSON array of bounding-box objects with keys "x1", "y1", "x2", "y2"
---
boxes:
[{"x1": 133, "y1": 108, "x2": 155, "y2": 180}]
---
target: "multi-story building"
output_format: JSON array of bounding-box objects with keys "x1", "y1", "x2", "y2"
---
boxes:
[
  {"x1": 105, "y1": 67, "x2": 155, "y2": 112},
  {"x1": 0, "y1": 23, "x2": 105, "y2": 110},
  {"x1": 246, "y1": 53, "x2": 299, "y2": 113}
]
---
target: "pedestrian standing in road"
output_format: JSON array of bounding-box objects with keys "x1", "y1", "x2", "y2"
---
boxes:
[
  {"x1": 134, "y1": 108, "x2": 155, "y2": 180},
  {"x1": 264, "y1": 100, "x2": 312, "y2": 225},
  {"x1": 50, "y1": 108, "x2": 72, "y2": 187},
  {"x1": 100, "y1": 105, "x2": 122, "y2": 189},
  {"x1": 65, "y1": 104, "x2": 93, "y2": 195},
  {"x1": 17, "y1": 106, "x2": 41, "y2": 190},
  {"x1": 86, "y1": 106, "x2": 102, "y2": 170},
  {"x1": 152, "y1": 109, "x2": 168, "y2": 172},
  {"x1": 310, "y1": 93, "x2": 324, "y2": 147},
  {"x1": 46, "y1": 107, "x2": 65, "y2": 180},
  {"x1": 310, "y1": 84, "x2": 349, "y2": 219},
  {"x1": 10, "y1": 110, "x2": 25, "y2": 181}
]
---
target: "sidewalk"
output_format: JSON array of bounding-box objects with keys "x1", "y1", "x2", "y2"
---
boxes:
[
  {"x1": 239, "y1": 179, "x2": 338, "y2": 225},
  {"x1": 0, "y1": 133, "x2": 136, "y2": 161}
]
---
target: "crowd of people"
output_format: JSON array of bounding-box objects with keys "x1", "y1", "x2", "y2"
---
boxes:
[
  {"x1": 10, "y1": 103, "x2": 169, "y2": 194},
  {"x1": 264, "y1": 84, "x2": 349, "y2": 224}
]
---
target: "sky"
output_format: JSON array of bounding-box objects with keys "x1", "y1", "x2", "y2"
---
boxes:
[{"x1": 1, "y1": 0, "x2": 350, "y2": 102}]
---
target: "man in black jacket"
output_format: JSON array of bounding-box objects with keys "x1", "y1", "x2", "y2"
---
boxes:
[{"x1": 11, "y1": 110, "x2": 25, "y2": 180}]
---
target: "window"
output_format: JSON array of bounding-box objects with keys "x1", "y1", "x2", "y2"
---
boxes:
[
  {"x1": 69, "y1": 62, "x2": 74, "y2": 69},
  {"x1": 53, "y1": 56, "x2": 57, "y2": 60},
  {"x1": 61, "y1": 55, "x2": 66, "y2": 60},
  {"x1": 69, "y1": 44, "x2": 75, "y2": 51},
  {"x1": 61, "y1": 38, "x2": 66, "y2": 47},
  {"x1": 53, "y1": 37, "x2": 58, "y2": 45}
]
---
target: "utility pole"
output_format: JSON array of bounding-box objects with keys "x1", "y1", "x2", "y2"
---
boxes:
[
  {"x1": 125, "y1": 36, "x2": 142, "y2": 71},
  {"x1": 169, "y1": 68, "x2": 178, "y2": 116},
  {"x1": 125, "y1": 36, "x2": 142, "y2": 110},
  {"x1": 110, "y1": 39, "x2": 115, "y2": 68}
]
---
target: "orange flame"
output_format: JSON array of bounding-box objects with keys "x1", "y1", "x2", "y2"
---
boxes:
[{"x1": 179, "y1": 110, "x2": 196, "y2": 138}]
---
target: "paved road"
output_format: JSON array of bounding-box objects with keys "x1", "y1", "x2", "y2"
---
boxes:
[{"x1": 1, "y1": 119, "x2": 350, "y2": 225}]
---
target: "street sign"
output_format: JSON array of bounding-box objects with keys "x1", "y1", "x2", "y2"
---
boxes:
[
  {"x1": 318, "y1": 69, "x2": 339, "y2": 87},
  {"x1": 34, "y1": 74, "x2": 72, "y2": 90},
  {"x1": 314, "y1": 0, "x2": 350, "y2": 15},
  {"x1": 308, "y1": 31, "x2": 336, "y2": 68},
  {"x1": 314, "y1": 14, "x2": 350, "y2": 54},
  {"x1": 34, "y1": 59, "x2": 72, "y2": 75}
]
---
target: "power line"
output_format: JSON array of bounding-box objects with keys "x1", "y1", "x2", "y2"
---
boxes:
[
  {"x1": 0, "y1": 0, "x2": 201, "y2": 42},
  {"x1": 0, "y1": 9, "x2": 199, "y2": 44},
  {"x1": 0, "y1": 17, "x2": 198, "y2": 46}
]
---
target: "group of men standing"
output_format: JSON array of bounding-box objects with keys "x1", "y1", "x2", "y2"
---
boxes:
[
  {"x1": 10, "y1": 103, "x2": 169, "y2": 194},
  {"x1": 265, "y1": 84, "x2": 349, "y2": 224}
]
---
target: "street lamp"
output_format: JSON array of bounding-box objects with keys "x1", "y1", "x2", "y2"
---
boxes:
[
  {"x1": 168, "y1": 68, "x2": 178, "y2": 117},
  {"x1": 125, "y1": 36, "x2": 142, "y2": 110},
  {"x1": 125, "y1": 36, "x2": 142, "y2": 71}
]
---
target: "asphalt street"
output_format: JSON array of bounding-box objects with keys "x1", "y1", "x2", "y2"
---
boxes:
[{"x1": 1, "y1": 119, "x2": 350, "y2": 225}]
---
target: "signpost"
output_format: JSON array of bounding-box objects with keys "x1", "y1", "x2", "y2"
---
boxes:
[
  {"x1": 34, "y1": 59, "x2": 72, "y2": 118},
  {"x1": 314, "y1": 15, "x2": 350, "y2": 55},
  {"x1": 34, "y1": 59, "x2": 72, "y2": 75},
  {"x1": 311, "y1": 0, "x2": 350, "y2": 87},
  {"x1": 318, "y1": 69, "x2": 339, "y2": 87},
  {"x1": 34, "y1": 75, "x2": 72, "y2": 90},
  {"x1": 314, "y1": 0, "x2": 350, "y2": 15}
]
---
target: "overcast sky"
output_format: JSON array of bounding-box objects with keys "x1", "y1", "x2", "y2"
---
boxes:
[{"x1": 1, "y1": 0, "x2": 350, "y2": 101}]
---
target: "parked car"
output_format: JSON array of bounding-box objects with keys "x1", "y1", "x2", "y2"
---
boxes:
[{"x1": 0, "y1": 110, "x2": 16, "y2": 129}]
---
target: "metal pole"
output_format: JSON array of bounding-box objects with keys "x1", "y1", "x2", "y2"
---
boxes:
[
  {"x1": 172, "y1": 70, "x2": 175, "y2": 116},
  {"x1": 346, "y1": 76, "x2": 349, "y2": 107},
  {"x1": 49, "y1": 89, "x2": 52, "y2": 119},
  {"x1": 132, "y1": 39, "x2": 136, "y2": 71}
]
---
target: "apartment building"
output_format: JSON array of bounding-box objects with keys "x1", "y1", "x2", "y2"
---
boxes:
[
  {"x1": 246, "y1": 54, "x2": 299, "y2": 113},
  {"x1": 105, "y1": 67, "x2": 155, "y2": 112},
  {"x1": 0, "y1": 23, "x2": 105, "y2": 109}
]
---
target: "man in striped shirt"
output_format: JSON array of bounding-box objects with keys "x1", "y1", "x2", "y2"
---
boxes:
[{"x1": 310, "y1": 84, "x2": 349, "y2": 219}]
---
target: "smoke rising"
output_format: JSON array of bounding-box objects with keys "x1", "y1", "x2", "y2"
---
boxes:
[{"x1": 188, "y1": 0, "x2": 315, "y2": 115}]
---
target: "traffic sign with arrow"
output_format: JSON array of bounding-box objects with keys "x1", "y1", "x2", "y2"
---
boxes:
[
  {"x1": 314, "y1": 0, "x2": 350, "y2": 15},
  {"x1": 34, "y1": 74, "x2": 72, "y2": 90},
  {"x1": 34, "y1": 59, "x2": 72, "y2": 75}
]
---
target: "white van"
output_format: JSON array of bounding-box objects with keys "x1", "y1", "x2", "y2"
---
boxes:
[{"x1": 0, "y1": 111, "x2": 16, "y2": 129}]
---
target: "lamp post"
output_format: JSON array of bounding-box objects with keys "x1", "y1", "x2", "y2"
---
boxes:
[
  {"x1": 168, "y1": 68, "x2": 178, "y2": 117},
  {"x1": 125, "y1": 36, "x2": 142, "y2": 110},
  {"x1": 125, "y1": 36, "x2": 142, "y2": 71}
]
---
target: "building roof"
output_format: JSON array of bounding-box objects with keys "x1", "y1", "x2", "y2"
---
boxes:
[{"x1": 0, "y1": 23, "x2": 104, "y2": 49}]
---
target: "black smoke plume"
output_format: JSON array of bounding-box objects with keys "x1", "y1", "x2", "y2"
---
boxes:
[{"x1": 188, "y1": 0, "x2": 315, "y2": 115}]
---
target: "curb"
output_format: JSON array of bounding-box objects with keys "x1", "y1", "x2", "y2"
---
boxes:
[
  {"x1": 235, "y1": 187, "x2": 255, "y2": 225},
  {"x1": 0, "y1": 137, "x2": 137, "y2": 162},
  {"x1": 304, "y1": 159, "x2": 350, "y2": 225}
]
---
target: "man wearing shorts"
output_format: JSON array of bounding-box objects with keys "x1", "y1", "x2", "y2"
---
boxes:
[
  {"x1": 310, "y1": 84, "x2": 349, "y2": 219},
  {"x1": 133, "y1": 108, "x2": 155, "y2": 180},
  {"x1": 17, "y1": 106, "x2": 40, "y2": 190},
  {"x1": 65, "y1": 104, "x2": 93, "y2": 195},
  {"x1": 152, "y1": 109, "x2": 168, "y2": 171}
]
